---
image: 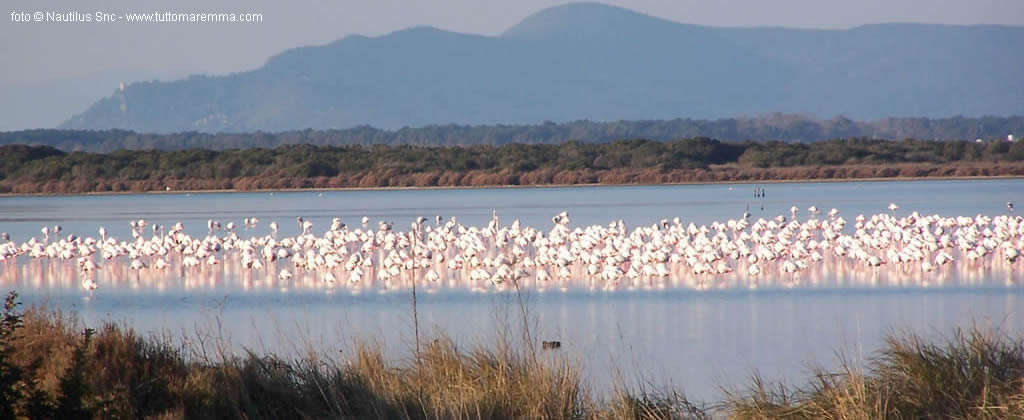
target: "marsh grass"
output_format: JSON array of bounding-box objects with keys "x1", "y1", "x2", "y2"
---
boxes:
[
  {"x1": 6, "y1": 313, "x2": 590, "y2": 418},
  {"x1": 0, "y1": 291, "x2": 686, "y2": 419},
  {"x1": 3, "y1": 288, "x2": 1023, "y2": 419},
  {"x1": 722, "y1": 328, "x2": 1024, "y2": 419},
  {"x1": 604, "y1": 384, "x2": 710, "y2": 419}
]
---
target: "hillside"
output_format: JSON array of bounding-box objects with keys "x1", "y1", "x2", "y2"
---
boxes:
[{"x1": 62, "y1": 2, "x2": 1024, "y2": 133}]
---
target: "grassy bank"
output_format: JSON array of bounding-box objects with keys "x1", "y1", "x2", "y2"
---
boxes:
[{"x1": 1, "y1": 291, "x2": 1022, "y2": 419}]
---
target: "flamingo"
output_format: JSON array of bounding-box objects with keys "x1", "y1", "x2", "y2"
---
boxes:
[
  {"x1": 81, "y1": 277, "x2": 98, "y2": 290},
  {"x1": 3, "y1": 204, "x2": 1021, "y2": 298}
]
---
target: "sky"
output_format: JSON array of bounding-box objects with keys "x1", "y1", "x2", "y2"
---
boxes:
[{"x1": 1, "y1": 0, "x2": 1022, "y2": 131}]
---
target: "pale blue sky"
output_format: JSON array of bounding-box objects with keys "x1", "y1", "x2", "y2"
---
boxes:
[{"x1": 1, "y1": 0, "x2": 1021, "y2": 130}]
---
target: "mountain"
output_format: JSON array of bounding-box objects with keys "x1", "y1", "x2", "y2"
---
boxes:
[
  {"x1": 62, "y1": 2, "x2": 1024, "y2": 133},
  {"x1": 0, "y1": 69, "x2": 183, "y2": 132}
]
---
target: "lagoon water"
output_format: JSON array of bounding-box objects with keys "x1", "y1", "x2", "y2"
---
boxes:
[{"x1": 2, "y1": 179, "x2": 1023, "y2": 401}]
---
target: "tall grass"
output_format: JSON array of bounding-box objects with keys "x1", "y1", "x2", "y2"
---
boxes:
[
  {"x1": 1, "y1": 289, "x2": 1022, "y2": 419},
  {"x1": 722, "y1": 328, "x2": 1024, "y2": 419},
  {"x1": 0, "y1": 291, "x2": 704, "y2": 419}
]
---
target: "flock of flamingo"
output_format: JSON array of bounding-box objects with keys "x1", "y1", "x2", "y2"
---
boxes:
[{"x1": 1, "y1": 202, "x2": 1022, "y2": 294}]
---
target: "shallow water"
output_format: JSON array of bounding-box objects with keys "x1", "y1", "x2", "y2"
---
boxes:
[
  {"x1": 2, "y1": 179, "x2": 1020, "y2": 240},
  {"x1": 1, "y1": 179, "x2": 1023, "y2": 401}
]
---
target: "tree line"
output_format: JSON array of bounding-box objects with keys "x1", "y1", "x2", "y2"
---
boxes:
[
  {"x1": 2, "y1": 138, "x2": 1023, "y2": 195},
  {"x1": 5, "y1": 115, "x2": 1024, "y2": 153}
]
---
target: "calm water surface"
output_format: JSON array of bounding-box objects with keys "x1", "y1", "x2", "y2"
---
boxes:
[{"x1": 1, "y1": 180, "x2": 1022, "y2": 401}]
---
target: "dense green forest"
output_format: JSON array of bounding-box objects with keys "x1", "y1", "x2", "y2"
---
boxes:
[
  {"x1": 2, "y1": 138, "x2": 1023, "y2": 194},
  {"x1": 7, "y1": 115, "x2": 1024, "y2": 153}
]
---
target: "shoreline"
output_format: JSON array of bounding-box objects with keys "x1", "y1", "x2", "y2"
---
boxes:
[{"x1": 2, "y1": 174, "x2": 1022, "y2": 198}]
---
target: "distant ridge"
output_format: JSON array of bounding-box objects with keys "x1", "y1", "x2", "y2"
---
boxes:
[
  {"x1": 62, "y1": 2, "x2": 1024, "y2": 133},
  {"x1": 502, "y1": 1, "x2": 686, "y2": 38},
  {"x1": 15, "y1": 115, "x2": 1024, "y2": 152}
]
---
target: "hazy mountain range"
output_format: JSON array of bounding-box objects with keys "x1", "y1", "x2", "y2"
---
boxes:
[{"x1": 61, "y1": 2, "x2": 1024, "y2": 134}]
